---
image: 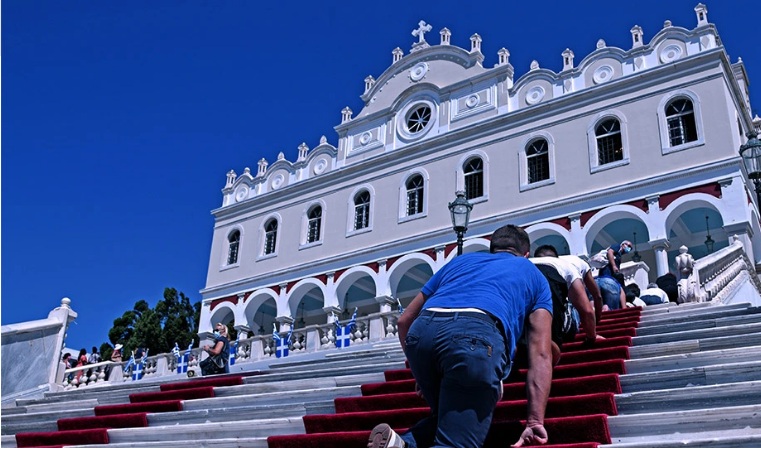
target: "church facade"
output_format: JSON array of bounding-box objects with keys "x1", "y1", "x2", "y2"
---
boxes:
[{"x1": 199, "y1": 4, "x2": 759, "y2": 338}]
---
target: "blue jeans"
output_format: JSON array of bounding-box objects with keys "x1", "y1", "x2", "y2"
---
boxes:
[
  {"x1": 401, "y1": 311, "x2": 509, "y2": 448},
  {"x1": 596, "y1": 276, "x2": 622, "y2": 310}
]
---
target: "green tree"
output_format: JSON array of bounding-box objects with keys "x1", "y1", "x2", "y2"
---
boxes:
[
  {"x1": 106, "y1": 288, "x2": 201, "y2": 357},
  {"x1": 108, "y1": 300, "x2": 150, "y2": 353},
  {"x1": 155, "y1": 288, "x2": 197, "y2": 351}
]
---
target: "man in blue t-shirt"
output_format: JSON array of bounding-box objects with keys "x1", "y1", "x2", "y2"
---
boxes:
[{"x1": 368, "y1": 225, "x2": 554, "y2": 448}]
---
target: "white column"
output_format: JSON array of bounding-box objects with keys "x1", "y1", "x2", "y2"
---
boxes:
[
  {"x1": 650, "y1": 238, "x2": 671, "y2": 276},
  {"x1": 724, "y1": 222, "x2": 755, "y2": 263},
  {"x1": 568, "y1": 214, "x2": 586, "y2": 256}
]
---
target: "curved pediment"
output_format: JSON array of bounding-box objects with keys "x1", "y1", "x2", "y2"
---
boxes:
[{"x1": 357, "y1": 45, "x2": 487, "y2": 117}]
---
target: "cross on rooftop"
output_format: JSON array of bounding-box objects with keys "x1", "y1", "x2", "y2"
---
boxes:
[{"x1": 412, "y1": 20, "x2": 432, "y2": 44}]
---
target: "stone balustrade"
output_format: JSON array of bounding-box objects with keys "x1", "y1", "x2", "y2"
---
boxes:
[{"x1": 677, "y1": 236, "x2": 761, "y2": 305}]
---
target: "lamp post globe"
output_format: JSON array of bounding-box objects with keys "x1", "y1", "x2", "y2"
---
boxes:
[
  {"x1": 448, "y1": 191, "x2": 473, "y2": 256},
  {"x1": 740, "y1": 131, "x2": 761, "y2": 206}
]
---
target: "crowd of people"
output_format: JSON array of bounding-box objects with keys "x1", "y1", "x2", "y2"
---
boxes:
[{"x1": 368, "y1": 226, "x2": 674, "y2": 448}]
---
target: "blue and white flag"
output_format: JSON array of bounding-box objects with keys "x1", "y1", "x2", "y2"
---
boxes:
[
  {"x1": 229, "y1": 341, "x2": 237, "y2": 366},
  {"x1": 334, "y1": 307, "x2": 358, "y2": 348},
  {"x1": 272, "y1": 323, "x2": 292, "y2": 358},
  {"x1": 132, "y1": 351, "x2": 148, "y2": 381},
  {"x1": 172, "y1": 343, "x2": 180, "y2": 359},
  {"x1": 176, "y1": 343, "x2": 193, "y2": 374},
  {"x1": 397, "y1": 298, "x2": 404, "y2": 314},
  {"x1": 124, "y1": 352, "x2": 136, "y2": 372}
]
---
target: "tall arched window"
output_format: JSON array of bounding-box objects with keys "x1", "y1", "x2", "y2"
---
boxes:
[
  {"x1": 354, "y1": 190, "x2": 371, "y2": 230},
  {"x1": 227, "y1": 230, "x2": 240, "y2": 265},
  {"x1": 463, "y1": 158, "x2": 484, "y2": 200},
  {"x1": 306, "y1": 206, "x2": 322, "y2": 243},
  {"x1": 526, "y1": 139, "x2": 550, "y2": 184},
  {"x1": 595, "y1": 119, "x2": 623, "y2": 165},
  {"x1": 264, "y1": 219, "x2": 278, "y2": 255},
  {"x1": 666, "y1": 98, "x2": 697, "y2": 147},
  {"x1": 406, "y1": 174, "x2": 424, "y2": 216}
]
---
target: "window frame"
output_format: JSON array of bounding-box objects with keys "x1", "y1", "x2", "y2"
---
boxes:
[
  {"x1": 396, "y1": 98, "x2": 438, "y2": 142},
  {"x1": 258, "y1": 214, "x2": 281, "y2": 260},
  {"x1": 347, "y1": 185, "x2": 375, "y2": 237},
  {"x1": 586, "y1": 111, "x2": 630, "y2": 174},
  {"x1": 221, "y1": 227, "x2": 243, "y2": 270},
  {"x1": 656, "y1": 90, "x2": 704, "y2": 155},
  {"x1": 300, "y1": 202, "x2": 325, "y2": 250},
  {"x1": 398, "y1": 169, "x2": 429, "y2": 223},
  {"x1": 519, "y1": 133, "x2": 556, "y2": 191},
  {"x1": 456, "y1": 151, "x2": 489, "y2": 204}
]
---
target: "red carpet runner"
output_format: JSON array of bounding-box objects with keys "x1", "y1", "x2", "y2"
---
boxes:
[
  {"x1": 14, "y1": 374, "x2": 245, "y2": 447},
  {"x1": 267, "y1": 307, "x2": 642, "y2": 447}
]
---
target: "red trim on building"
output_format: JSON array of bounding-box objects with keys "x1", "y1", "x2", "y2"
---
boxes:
[
  {"x1": 445, "y1": 243, "x2": 458, "y2": 255},
  {"x1": 271, "y1": 285, "x2": 281, "y2": 296},
  {"x1": 316, "y1": 274, "x2": 328, "y2": 285},
  {"x1": 210, "y1": 295, "x2": 238, "y2": 310},
  {"x1": 580, "y1": 209, "x2": 602, "y2": 228},
  {"x1": 286, "y1": 280, "x2": 298, "y2": 294},
  {"x1": 386, "y1": 256, "x2": 400, "y2": 269},
  {"x1": 659, "y1": 183, "x2": 722, "y2": 210},
  {"x1": 422, "y1": 248, "x2": 436, "y2": 260},
  {"x1": 333, "y1": 268, "x2": 347, "y2": 281},
  {"x1": 367, "y1": 262, "x2": 380, "y2": 273},
  {"x1": 548, "y1": 217, "x2": 572, "y2": 231},
  {"x1": 625, "y1": 199, "x2": 648, "y2": 213}
]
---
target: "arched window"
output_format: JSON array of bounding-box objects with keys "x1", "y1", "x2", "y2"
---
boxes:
[
  {"x1": 354, "y1": 190, "x2": 371, "y2": 230},
  {"x1": 666, "y1": 98, "x2": 697, "y2": 147},
  {"x1": 306, "y1": 206, "x2": 322, "y2": 243},
  {"x1": 526, "y1": 139, "x2": 550, "y2": 184},
  {"x1": 227, "y1": 230, "x2": 240, "y2": 265},
  {"x1": 595, "y1": 119, "x2": 623, "y2": 165},
  {"x1": 463, "y1": 158, "x2": 484, "y2": 200},
  {"x1": 264, "y1": 219, "x2": 278, "y2": 255},
  {"x1": 406, "y1": 174, "x2": 424, "y2": 216}
]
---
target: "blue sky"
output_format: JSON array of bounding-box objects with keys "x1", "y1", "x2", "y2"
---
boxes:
[{"x1": 3, "y1": 1, "x2": 759, "y2": 350}]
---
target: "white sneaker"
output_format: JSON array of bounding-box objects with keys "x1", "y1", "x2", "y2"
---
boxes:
[{"x1": 367, "y1": 423, "x2": 405, "y2": 448}]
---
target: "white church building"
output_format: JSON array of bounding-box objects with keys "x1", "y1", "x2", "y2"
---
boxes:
[{"x1": 198, "y1": 4, "x2": 760, "y2": 345}]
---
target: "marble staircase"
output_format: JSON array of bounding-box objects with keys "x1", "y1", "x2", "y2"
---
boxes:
[{"x1": 2, "y1": 301, "x2": 761, "y2": 447}]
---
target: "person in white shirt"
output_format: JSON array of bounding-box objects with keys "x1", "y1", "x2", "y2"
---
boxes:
[
  {"x1": 558, "y1": 254, "x2": 604, "y2": 324},
  {"x1": 530, "y1": 246, "x2": 603, "y2": 365},
  {"x1": 639, "y1": 283, "x2": 670, "y2": 306}
]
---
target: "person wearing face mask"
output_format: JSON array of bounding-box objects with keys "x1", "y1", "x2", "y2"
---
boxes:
[
  {"x1": 201, "y1": 323, "x2": 230, "y2": 375},
  {"x1": 595, "y1": 241, "x2": 633, "y2": 310}
]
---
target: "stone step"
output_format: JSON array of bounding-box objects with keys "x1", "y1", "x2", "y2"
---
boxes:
[
  {"x1": 105, "y1": 416, "x2": 305, "y2": 444},
  {"x1": 1, "y1": 408, "x2": 94, "y2": 435},
  {"x1": 1, "y1": 435, "x2": 17, "y2": 448},
  {"x1": 242, "y1": 360, "x2": 406, "y2": 384},
  {"x1": 624, "y1": 345, "x2": 761, "y2": 374},
  {"x1": 266, "y1": 349, "x2": 405, "y2": 370},
  {"x1": 614, "y1": 380, "x2": 761, "y2": 414},
  {"x1": 634, "y1": 311, "x2": 761, "y2": 336},
  {"x1": 619, "y1": 360, "x2": 761, "y2": 392},
  {"x1": 637, "y1": 303, "x2": 753, "y2": 325},
  {"x1": 606, "y1": 404, "x2": 761, "y2": 444},
  {"x1": 183, "y1": 385, "x2": 361, "y2": 411},
  {"x1": 71, "y1": 437, "x2": 269, "y2": 448},
  {"x1": 629, "y1": 331, "x2": 761, "y2": 359},
  {"x1": 633, "y1": 316, "x2": 761, "y2": 343},
  {"x1": 601, "y1": 433, "x2": 761, "y2": 448}
]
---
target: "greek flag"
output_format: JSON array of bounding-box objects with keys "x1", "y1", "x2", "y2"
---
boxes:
[
  {"x1": 176, "y1": 343, "x2": 193, "y2": 374},
  {"x1": 229, "y1": 341, "x2": 237, "y2": 366},
  {"x1": 272, "y1": 324, "x2": 292, "y2": 358},
  {"x1": 132, "y1": 351, "x2": 148, "y2": 381},
  {"x1": 397, "y1": 298, "x2": 404, "y2": 314},
  {"x1": 124, "y1": 352, "x2": 136, "y2": 373},
  {"x1": 335, "y1": 307, "x2": 358, "y2": 348}
]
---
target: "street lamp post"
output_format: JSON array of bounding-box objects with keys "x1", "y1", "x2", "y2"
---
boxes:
[
  {"x1": 448, "y1": 191, "x2": 473, "y2": 256},
  {"x1": 740, "y1": 131, "x2": 761, "y2": 206}
]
